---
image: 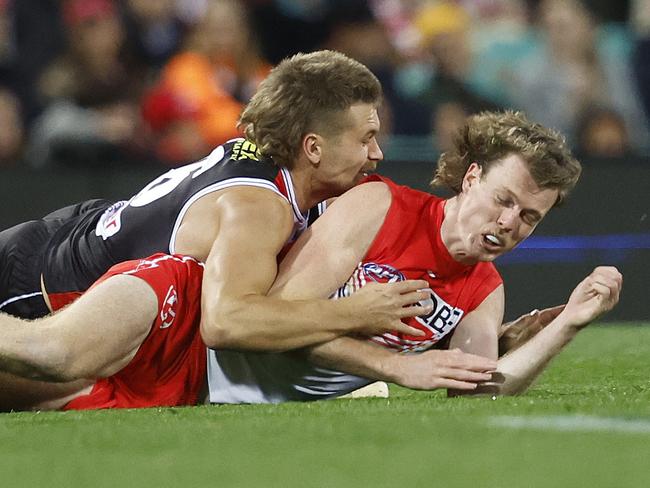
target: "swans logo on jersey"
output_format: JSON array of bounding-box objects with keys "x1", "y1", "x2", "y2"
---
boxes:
[
  {"x1": 333, "y1": 262, "x2": 464, "y2": 353},
  {"x1": 160, "y1": 285, "x2": 178, "y2": 329},
  {"x1": 332, "y1": 262, "x2": 405, "y2": 299},
  {"x1": 95, "y1": 200, "x2": 128, "y2": 240}
]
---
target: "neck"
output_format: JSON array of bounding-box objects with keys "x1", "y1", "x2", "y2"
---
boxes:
[
  {"x1": 440, "y1": 195, "x2": 478, "y2": 265},
  {"x1": 287, "y1": 164, "x2": 339, "y2": 214},
  {"x1": 286, "y1": 166, "x2": 319, "y2": 214}
]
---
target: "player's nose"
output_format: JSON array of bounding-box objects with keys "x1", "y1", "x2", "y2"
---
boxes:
[
  {"x1": 497, "y1": 207, "x2": 519, "y2": 231},
  {"x1": 369, "y1": 138, "x2": 383, "y2": 162}
]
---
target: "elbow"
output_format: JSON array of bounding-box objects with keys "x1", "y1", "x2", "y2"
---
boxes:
[
  {"x1": 200, "y1": 301, "x2": 240, "y2": 349},
  {"x1": 200, "y1": 320, "x2": 234, "y2": 349}
]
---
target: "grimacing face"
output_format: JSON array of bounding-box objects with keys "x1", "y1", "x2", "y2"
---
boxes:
[
  {"x1": 452, "y1": 154, "x2": 559, "y2": 263},
  {"x1": 316, "y1": 103, "x2": 384, "y2": 196}
]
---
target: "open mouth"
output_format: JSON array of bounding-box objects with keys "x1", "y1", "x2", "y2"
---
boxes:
[{"x1": 482, "y1": 233, "x2": 503, "y2": 250}]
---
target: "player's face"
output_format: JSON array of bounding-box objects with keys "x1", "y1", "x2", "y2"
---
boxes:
[
  {"x1": 453, "y1": 154, "x2": 559, "y2": 263},
  {"x1": 317, "y1": 103, "x2": 383, "y2": 195}
]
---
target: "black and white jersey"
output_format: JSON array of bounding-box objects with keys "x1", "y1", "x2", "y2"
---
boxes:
[{"x1": 43, "y1": 139, "x2": 316, "y2": 297}]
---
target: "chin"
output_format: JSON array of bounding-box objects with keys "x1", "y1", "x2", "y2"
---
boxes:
[
  {"x1": 472, "y1": 247, "x2": 500, "y2": 263},
  {"x1": 480, "y1": 253, "x2": 499, "y2": 262}
]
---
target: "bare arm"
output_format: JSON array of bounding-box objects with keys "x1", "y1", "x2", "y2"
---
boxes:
[
  {"x1": 198, "y1": 185, "x2": 432, "y2": 352},
  {"x1": 451, "y1": 266, "x2": 623, "y2": 396},
  {"x1": 307, "y1": 336, "x2": 497, "y2": 390},
  {"x1": 271, "y1": 182, "x2": 497, "y2": 387},
  {"x1": 498, "y1": 305, "x2": 565, "y2": 356},
  {"x1": 0, "y1": 275, "x2": 157, "y2": 382}
]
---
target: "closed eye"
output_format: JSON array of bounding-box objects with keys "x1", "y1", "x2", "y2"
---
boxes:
[
  {"x1": 522, "y1": 211, "x2": 542, "y2": 226},
  {"x1": 496, "y1": 195, "x2": 514, "y2": 207}
]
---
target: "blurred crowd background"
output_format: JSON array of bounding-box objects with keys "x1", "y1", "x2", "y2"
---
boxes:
[{"x1": 0, "y1": 0, "x2": 649, "y2": 170}]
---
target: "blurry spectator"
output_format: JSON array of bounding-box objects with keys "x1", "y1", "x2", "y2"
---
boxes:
[
  {"x1": 632, "y1": 0, "x2": 650, "y2": 126},
  {"x1": 324, "y1": 2, "x2": 399, "y2": 137},
  {"x1": 0, "y1": 0, "x2": 14, "y2": 81},
  {"x1": 388, "y1": 1, "x2": 500, "y2": 136},
  {"x1": 122, "y1": 0, "x2": 186, "y2": 71},
  {"x1": 575, "y1": 106, "x2": 633, "y2": 158},
  {"x1": 510, "y1": 0, "x2": 649, "y2": 152},
  {"x1": 460, "y1": 0, "x2": 537, "y2": 105},
  {"x1": 326, "y1": 2, "x2": 394, "y2": 70},
  {"x1": 246, "y1": 0, "x2": 333, "y2": 63},
  {"x1": 369, "y1": 0, "x2": 423, "y2": 58},
  {"x1": 0, "y1": 87, "x2": 23, "y2": 165},
  {"x1": 4, "y1": 0, "x2": 67, "y2": 124},
  {"x1": 142, "y1": 0, "x2": 270, "y2": 165},
  {"x1": 27, "y1": 0, "x2": 145, "y2": 168},
  {"x1": 432, "y1": 100, "x2": 472, "y2": 155}
]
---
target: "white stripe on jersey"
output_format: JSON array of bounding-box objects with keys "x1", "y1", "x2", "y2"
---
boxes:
[
  {"x1": 279, "y1": 168, "x2": 308, "y2": 228},
  {"x1": 0, "y1": 292, "x2": 43, "y2": 310},
  {"x1": 168, "y1": 178, "x2": 286, "y2": 254}
]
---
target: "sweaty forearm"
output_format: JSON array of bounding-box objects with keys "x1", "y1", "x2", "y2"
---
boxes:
[
  {"x1": 305, "y1": 336, "x2": 397, "y2": 381},
  {"x1": 201, "y1": 296, "x2": 363, "y2": 352}
]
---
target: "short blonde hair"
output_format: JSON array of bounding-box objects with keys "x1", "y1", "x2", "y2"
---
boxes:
[
  {"x1": 239, "y1": 50, "x2": 382, "y2": 168},
  {"x1": 432, "y1": 110, "x2": 581, "y2": 206}
]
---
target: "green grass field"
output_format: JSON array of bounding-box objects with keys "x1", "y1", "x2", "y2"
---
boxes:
[{"x1": 1, "y1": 324, "x2": 649, "y2": 488}]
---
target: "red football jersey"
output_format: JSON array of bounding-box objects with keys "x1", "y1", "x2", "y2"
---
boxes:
[
  {"x1": 62, "y1": 254, "x2": 207, "y2": 410},
  {"x1": 333, "y1": 176, "x2": 503, "y2": 352}
]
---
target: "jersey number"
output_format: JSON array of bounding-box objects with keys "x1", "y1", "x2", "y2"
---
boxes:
[{"x1": 130, "y1": 146, "x2": 225, "y2": 207}]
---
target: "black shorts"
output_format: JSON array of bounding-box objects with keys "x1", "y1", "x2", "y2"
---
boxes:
[{"x1": 0, "y1": 199, "x2": 110, "y2": 319}]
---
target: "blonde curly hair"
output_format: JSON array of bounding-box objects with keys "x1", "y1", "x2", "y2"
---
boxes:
[{"x1": 432, "y1": 110, "x2": 581, "y2": 206}]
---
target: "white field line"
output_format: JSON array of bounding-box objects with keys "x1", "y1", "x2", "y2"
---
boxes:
[{"x1": 488, "y1": 415, "x2": 650, "y2": 434}]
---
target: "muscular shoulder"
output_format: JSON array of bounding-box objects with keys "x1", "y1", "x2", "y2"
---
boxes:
[
  {"x1": 215, "y1": 186, "x2": 293, "y2": 224},
  {"x1": 175, "y1": 185, "x2": 292, "y2": 260}
]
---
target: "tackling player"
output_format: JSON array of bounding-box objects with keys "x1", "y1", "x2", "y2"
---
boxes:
[{"x1": 0, "y1": 50, "x2": 435, "y2": 353}]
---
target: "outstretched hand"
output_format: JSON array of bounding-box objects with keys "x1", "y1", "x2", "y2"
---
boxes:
[
  {"x1": 498, "y1": 305, "x2": 565, "y2": 355},
  {"x1": 348, "y1": 280, "x2": 432, "y2": 337},
  {"x1": 387, "y1": 348, "x2": 497, "y2": 390},
  {"x1": 560, "y1": 266, "x2": 622, "y2": 329}
]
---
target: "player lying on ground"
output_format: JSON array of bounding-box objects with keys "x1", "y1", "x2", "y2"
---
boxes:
[
  {"x1": 267, "y1": 111, "x2": 621, "y2": 397},
  {"x1": 0, "y1": 252, "x2": 611, "y2": 410},
  {"x1": 0, "y1": 50, "x2": 433, "y2": 353},
  {"x1": 0, "y1": 252, "x2": 486, "y2": 410},
  {"x1": 0, "y1": 111, "x2": 621, "y2": 409}
]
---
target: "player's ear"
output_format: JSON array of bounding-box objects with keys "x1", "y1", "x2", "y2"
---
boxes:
[
  {"x1": 462, "y1": 162, "x2": 482, "y2": 192},
  {"x1": 303, "y1": 133, "x2": 323, "y2": 167}
]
